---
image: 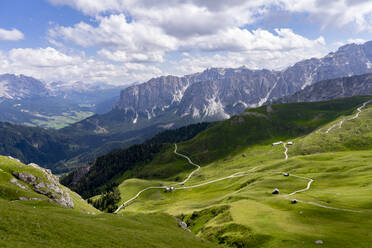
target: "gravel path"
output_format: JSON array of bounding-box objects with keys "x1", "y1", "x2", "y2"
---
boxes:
[
  {"x1": 115, "y1": 101, "x2": 372, "y2": 213},
  {"x1": 283, "y1": 143, "x2": 288, "y2": 160},
  {"x1": 173, "y1": 144, "x2": 200, "y2": 185},
  {"x1": 325, "y1": 100, "x2": 372, "y2": 133}
]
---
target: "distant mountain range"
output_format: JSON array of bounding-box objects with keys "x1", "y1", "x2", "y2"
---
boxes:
[
  {"x1": 114, "y1": 41, "x2": 372, "y2": 125},
  {"x1": 0, "y1": 74, "x2": 125, "y2": 128},
  {"x1": 68, "y1": 41, "x2": 372, "y2": 136},
  {"x1": 0, "y1": 74, "x2": 51, "y2": 100},
  {"x1": 3, "y1": 41, "x2": 372, "y2": 131},
  {"x1": 2, "y1": 41, "x2": 372, "y2": 172}
]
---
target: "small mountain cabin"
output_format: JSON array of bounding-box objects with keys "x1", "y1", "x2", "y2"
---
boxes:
[{"x1": 272, "y1": 141, "x2": 283, "y2": 146}]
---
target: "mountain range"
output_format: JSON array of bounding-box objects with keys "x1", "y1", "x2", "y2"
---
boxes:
[
  {"x1": 2, "y1": 41, "x2": 372, "y2": 172},
  {"x1": 113, "y1": 41, "x2": 372, "y2": 124},
  {"x1": 65, "y1": 41, "x2": 372, "y2": 155},
  {"x1": 0, "y1": 74, "x2": 125, "y2": 128}
]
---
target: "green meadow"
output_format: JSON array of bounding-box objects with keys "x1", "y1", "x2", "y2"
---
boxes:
[
  {"x1": 2, "y1": 96, "x2": 372, "y2": 247},
  {"x1": 0, "y1": 156, "x2": 216, "y2": 248},
  {"x1": 114, "y1": 97, "x2": 372, "y2": 247}
]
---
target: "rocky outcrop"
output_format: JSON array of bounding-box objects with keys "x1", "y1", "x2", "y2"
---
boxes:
[
  {"x1": 11, "y1": 163, "x2": 74, "y2": 208},
  {"x1": 12, "y1": 172, "x2": 36, "y2": 184},
  {"x1": 18, "y1": 197, "x2": 42, "y2": 201},
  {"x1": 178, "y1": 221, "x2": 191, "y2": 232},
  {"x1": 10, "y1": 178, "x2": 28, "y2": 190}
]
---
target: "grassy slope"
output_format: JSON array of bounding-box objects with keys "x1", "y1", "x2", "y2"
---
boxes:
[
  {"x1": 0, "y1": 199, "x2": 216, "y2": 248},
  {"x1": 0, "y1": 156, "x2": 215, "y2": 248},
  {"x1": 113, "y1": 97, "x2": 372, "y2": 247},
  {"x1": 134, "y1": 96, "x2": 372, "y2": 182},
  {"x1": 0, "y1": 156, "x2": 98, "y2": 212}
]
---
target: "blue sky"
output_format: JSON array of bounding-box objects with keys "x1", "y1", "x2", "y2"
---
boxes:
[{"x1": 0, "y1": 0, "x2": 371, "y2": 85}]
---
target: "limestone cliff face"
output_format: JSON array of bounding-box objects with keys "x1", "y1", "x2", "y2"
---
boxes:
[{"x1": 115, "y1": 41, "x2": 372, "y2": 124}]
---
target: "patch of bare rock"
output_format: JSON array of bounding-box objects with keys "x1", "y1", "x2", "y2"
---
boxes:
[{"x1": 11, "y1": 163, "x2": 74, "y2": 208}]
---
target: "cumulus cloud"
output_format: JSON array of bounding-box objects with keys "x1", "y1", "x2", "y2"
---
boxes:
[
  {"x1": 279, "y1": 0, "x2": 372, "y2": 32},
  {"x1": 171, "y1": 40, "x2": 327, "y2": 76},
  {"x1": 9, "y1": 47, "x2": 80, "y2": 67},
  {"x1": 49, "y1": 14, "x2": 178, "y2": 63},
  {"x1": 48, "y1": 0, "x2": 372, "y2": 33},
  {"x1": 19, "y1": 0, "x2": 371, "y2": 85},
  {"x1": 48, "y1": 8, "x2": 327, "y2": 69},
  {"x1": 0, "y1": 47, "x2": 163, "y2": 85},
  {"x1": 347, "y1": 38, "x2": 367, "y2": 44},
  {"x1": 0, "y1": 28, "x2": 24, "y2": 41},
  {"x1": 183, "y1": 28, "x2": 325, "y2": 53},
  {"x1": 333, "y1": 38, "x2": 368, "y2": 48}
]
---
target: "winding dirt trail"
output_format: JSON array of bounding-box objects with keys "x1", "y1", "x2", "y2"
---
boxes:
[
  {"x1": 283, "y1": 143, "x2": 288, "y2": 160},
  {"x1": 174, "y1": 166, "x2": 260, "y2": 190},
  {"x1": 114, "y1": 186, "x2": 167, "y2": 213},
  {"x1": 325, "y1": 99, "x2": 372, "y2": 133},
  {"x1": 287, "y1": 175, "x2": 313, "y2": 196},
  {"x1": 173, "y1": 144, "x2": 200, "y2": 185},
  {"x1": 115, "y1": 101, "x2": 372, "y2": 213}
]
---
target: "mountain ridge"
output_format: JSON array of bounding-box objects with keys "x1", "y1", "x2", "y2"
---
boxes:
[
  {"x1": 271, "y1": 73, "x2": 372, "y2": 104},
  {"x1": 113, "y1": 41, "x2": 372, "y2": 125},
  {"x1": 0, "y1": 74, "x2": 125, "y2": 128}
]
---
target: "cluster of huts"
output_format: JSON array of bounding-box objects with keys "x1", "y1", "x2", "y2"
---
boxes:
[{"x1": 271, "y1": 141, "x2": 294, "y2": 146}]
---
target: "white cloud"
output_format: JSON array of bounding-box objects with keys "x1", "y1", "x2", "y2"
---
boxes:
[
  {"x1": 171, "y1": 41, "x2": 327, "y2": 77},
  {"x1": 48, "y1": 0, "x2": 372, "y2": 33},
  {"x1": 279, "y1": 0, "x2": 372, "y2": 32},
  {"x1": 333, "y1": 38, "x2": 367, "y2": 48},
  {"x1": 347, "y1": 38, "x2": 367, "y2": 44},
  {"x1": 48, "y1": 4, "x2": 327, "y2": 67},
  {"x1": 9, "y1": 47, "x2": 80, "y2": 67},
  {"x1": 48, "y1": 1, "x2": 269, "y2": 38},
  {"x1": 97, "y1": 49, "x2": 165, "y2": 63},
  {"x1": 166, "y1": 28, "x2": 327, "y2": 75},
  {"x1": 49, "y1": 14, "x2": 178, "y2": 63},
  {"x1": 0, "y1": 28, "x2": 24, "y2": 41},
  {"x1": 0, "y1": 47, "x2": 163, "y2": 85},
  {"x1": 18, "y1": 0, "x2": 370, "y2": 85},
  {"x1": 183, "y1": 28, "x2": 325, "y2": 53}
]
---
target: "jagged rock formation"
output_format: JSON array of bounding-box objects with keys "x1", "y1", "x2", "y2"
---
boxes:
[
  {"x1": 272, "y1": 73, "x2": 372, "y2": 104},
  {"x1": 12, "y1": 163, "x2": 74, "y2": 208},
  {"x1": 114, "y1": 41, "x2": 372, "y2": 124},
  {"x1": 60, "y1": 41, "x2": 372, "y2": 169}
]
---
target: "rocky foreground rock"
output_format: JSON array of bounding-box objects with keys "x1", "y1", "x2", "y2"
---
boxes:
[{"x1": 11, "y1": 163, "x2": 74, "y2": 208}]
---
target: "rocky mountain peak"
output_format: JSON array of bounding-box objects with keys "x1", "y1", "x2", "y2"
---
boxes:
[
  {"x1": 0, "y1": 74, "x2": 52, "y2": 100},
  {"x1": 113, "y1": 40, "x2": 372, "y2": 127}
]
